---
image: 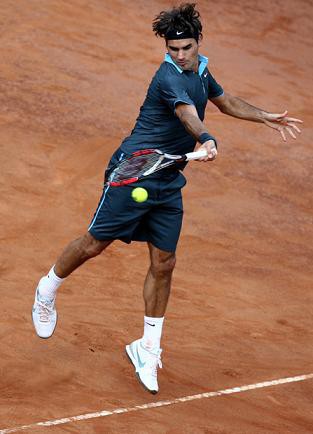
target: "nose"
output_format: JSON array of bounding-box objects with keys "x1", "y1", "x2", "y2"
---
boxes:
[{"x1": 177, "y1": 50, "x2": 185, "y2": 60}]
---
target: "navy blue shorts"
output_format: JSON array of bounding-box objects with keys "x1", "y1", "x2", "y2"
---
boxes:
[{"x1": 88, "y1": 149, "x2": 187, "y2": 252}]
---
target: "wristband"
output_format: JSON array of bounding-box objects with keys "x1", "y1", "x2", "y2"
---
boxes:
[{"x1": 199, "y1": 133, "x2": 217, "y2": 148}]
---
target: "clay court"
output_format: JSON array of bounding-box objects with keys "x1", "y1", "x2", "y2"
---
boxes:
[{"x1": 1, "y1": 0, "x2": 312, "y2": 433}]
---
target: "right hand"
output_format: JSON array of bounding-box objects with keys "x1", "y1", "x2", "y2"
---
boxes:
[{"x1": 198, "y1": 140, "x2": 218, "y2": 161}]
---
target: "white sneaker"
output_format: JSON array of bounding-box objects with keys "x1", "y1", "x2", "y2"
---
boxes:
[
  {"x1": 32, "y1": 288, "x2": 57, "y2": 339},
  {"x1": 126, "y1": 339, "x2": 162, "y2": 394}
]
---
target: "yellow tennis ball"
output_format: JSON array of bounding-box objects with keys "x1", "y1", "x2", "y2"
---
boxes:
[{"x1": 131, "y1": 187, "x2": 148, "y2": 203}]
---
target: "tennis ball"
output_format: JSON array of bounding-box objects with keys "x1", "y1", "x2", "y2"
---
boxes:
[{"x1": 131, "y1": 187, "x2": 148, "y2": 203}]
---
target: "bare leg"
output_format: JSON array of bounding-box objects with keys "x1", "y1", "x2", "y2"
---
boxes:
[
  {"x1": 143, "y1": 243, "x2": 176, "y2": 317},
  {"x1": 54, "y1": 232, "x2": 112, "y2": 278},
  {"x1": 126, "y1": 243, "x2": 175, "y2": 393}
]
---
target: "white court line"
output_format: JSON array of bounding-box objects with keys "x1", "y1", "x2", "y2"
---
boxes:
[{"x1": 1, "y1": 373, "x2": 313, "y2": 433}]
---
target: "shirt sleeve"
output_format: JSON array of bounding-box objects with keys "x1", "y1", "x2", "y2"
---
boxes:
[
  {"x1": 206, "y1": 70, "x2": 224, "y2": 99},
  {"x1": 159, "y1": 73, "x2": 195, "y2": 112}
]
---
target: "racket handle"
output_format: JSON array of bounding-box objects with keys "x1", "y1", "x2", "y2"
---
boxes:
[{"x1": 185, "y1": 149, "x2": 208, "y2": 161}]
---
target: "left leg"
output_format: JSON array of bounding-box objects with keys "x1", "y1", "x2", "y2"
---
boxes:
[
  {"x1": 126, "y1": 243, "x2": 176, "y2": 394},
  {"x1": 143, "y1": 242, "x2": 176, "y2": 318},
  {"x1": 126, "y1": 173, "x2": 185, "y2": 394}
]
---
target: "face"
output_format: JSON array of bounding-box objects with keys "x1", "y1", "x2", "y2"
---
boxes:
[{"x1": 166, "y1": 38, "x2": 200, "y2": 72}]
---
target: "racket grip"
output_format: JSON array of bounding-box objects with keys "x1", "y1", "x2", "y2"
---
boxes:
[{"x1": 185, "y1": 149, "x2": 208, "y2": 161}]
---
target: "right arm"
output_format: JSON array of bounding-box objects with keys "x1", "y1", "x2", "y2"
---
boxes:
[{"x1": 175, "y1": 103, "x2": 217, "y2": 161}]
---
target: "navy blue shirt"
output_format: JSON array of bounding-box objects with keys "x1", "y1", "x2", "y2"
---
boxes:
[{"x1": 120, "y1": 54, "x2": 223, "y2": 156}]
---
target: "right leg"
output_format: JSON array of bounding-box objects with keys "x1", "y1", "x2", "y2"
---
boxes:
[
  {"x1": 39, "y1": 232, "x2": 112, "y2": 296},
  {"x1": 33, "y1": 146, "x2": 133, "y2": 337},
  {"x1": 32, "y1": 232, "x2": 112, "y2": 338},
  {"x1": 54, "y1": 232, "x2": 112, "y2": 278}
]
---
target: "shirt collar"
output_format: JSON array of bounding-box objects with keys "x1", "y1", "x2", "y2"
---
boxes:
[{"x1": 164, "y1": 53, "x2": 208, "y2": 75}]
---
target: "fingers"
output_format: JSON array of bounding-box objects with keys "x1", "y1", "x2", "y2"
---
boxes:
[
  {"x1": 276, "y1": 110, "x2": 288, "y2": 119},
  {"x1": 207, "y1": 147, "x2": 218, "y2": 161},
  {"x1": 199, "y1": 148, "x2": 217, "y2": 161},
  {"x1": 198, "y1": 140, "x2": 218, "y2": 161},
  {"x1": 279, "y1": 124, "x2": 302, "y2": 141},
  {"x1": 288, "y1": 124, "x2": 301, "y2": 133},
  {"x1": 286, "y1": 126, "x2": 297, "y2": 139},
  {"x1": 286, "y1": 122, "x2": 302, "y2": 139},
  {"x1": 265, "y1": 111, "x2": 303, "y2": 124},
  {"x1": 207, "y1": 142, "x2": 218, "y2": 160},
  {"x1": 284, "y1": 117, "x2": 303, "y2": 123},
  {"x1": 266, "y1": 110, "x2": 288, "y2": 120},
  {"x1": 280, "y1": 128, "x2": 287, "y2": 142},
  {"x1": 265, "y1": 118, "x2": 302, "y2": 141},
  {"x1": 280, "y1": 124, "x2": 302, "y2": 140}
]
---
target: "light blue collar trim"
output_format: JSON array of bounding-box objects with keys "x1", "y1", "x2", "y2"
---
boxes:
[
  {"x1": 198, "y1": 54, "x2": 209, "y2": 76},
  {"x1": 165, "y1": 53, "x2": 183, "y2": 73},
  {"x1": 164, "y1": 53, "x2": 208, "y2": 75}
]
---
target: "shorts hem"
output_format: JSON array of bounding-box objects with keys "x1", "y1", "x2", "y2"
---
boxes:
[{"x1": 88, "y1": 229, "x2": 125, "y2": 243}]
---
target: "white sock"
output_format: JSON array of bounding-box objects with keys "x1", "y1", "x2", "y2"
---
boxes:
[
  {"x1": 38, "y1": 265, "x2": 64, "y2": 300},
  {"x1": 142, "y1": 316, "x2": 164, "y2": 350}
]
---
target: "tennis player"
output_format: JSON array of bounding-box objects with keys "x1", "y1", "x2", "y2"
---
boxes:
[{"x1": 32, "y1": 3, "x2": 302, "y2": 394}]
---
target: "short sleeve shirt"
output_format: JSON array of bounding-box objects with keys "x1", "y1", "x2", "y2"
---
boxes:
[{"x1": 120, "y1": 54, "x2": 223, "y2": 156}]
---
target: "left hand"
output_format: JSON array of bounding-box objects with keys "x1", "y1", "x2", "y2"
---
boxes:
[{"x1": 263, "y1": 110, "x2": 303, "y2": 141}]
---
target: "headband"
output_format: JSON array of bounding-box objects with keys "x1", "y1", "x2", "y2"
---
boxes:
[{"x1": 165, "y1": 28, "x2": 199, "y2": 42}]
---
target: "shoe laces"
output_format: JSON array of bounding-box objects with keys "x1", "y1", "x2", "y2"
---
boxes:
[
  {"x1": 146, "y1": 348, "x2": 162, "y2": 377},
  {"x1": 36, "y1": 297, "x2": 55, "y2": 323}
]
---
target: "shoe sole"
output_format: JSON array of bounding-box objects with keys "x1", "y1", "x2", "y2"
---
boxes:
[
  {"x1": 31, "y1": 310, "x2": 58, "y2": 339},
  {"x1": 125, "y1": 345, "x2": 158, "y2": 395}
]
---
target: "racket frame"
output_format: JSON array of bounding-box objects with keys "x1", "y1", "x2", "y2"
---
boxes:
[{"x1": 106, "y1": 148, "x2": 207, "y2": 187}]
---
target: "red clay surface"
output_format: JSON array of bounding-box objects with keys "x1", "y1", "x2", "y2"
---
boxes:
[{"x1": 1, "y1": 0, "x2": 313, "y2": 433}]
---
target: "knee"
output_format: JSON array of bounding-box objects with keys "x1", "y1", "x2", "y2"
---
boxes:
[
  {"x1": 79, "y1": 233, "x2": 107, "y2": 259},
  {"x1": 150, "y1": 254, "x2": 176, "y2": 278}
]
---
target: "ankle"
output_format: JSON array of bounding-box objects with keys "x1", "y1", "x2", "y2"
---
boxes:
[
  {"x1": 142, "y1": 316, "x2": 164, "y2": 350},
  {"x1": 38, "y1": 265, "x2": 64, "y2": 300}
]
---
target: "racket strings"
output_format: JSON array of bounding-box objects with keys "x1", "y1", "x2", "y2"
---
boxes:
[{"x1": 110, "y1": 153, "x2": 163, "y2": 182}]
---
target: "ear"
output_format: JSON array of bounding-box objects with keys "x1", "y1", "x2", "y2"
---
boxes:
[{"x1": 198, "y1": 34, "x2": 203, "y2": 47}]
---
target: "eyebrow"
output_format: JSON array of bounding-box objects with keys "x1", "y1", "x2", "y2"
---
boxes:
[{"x1": 168, "y1": 43, "x2": 193, "y2": 51}]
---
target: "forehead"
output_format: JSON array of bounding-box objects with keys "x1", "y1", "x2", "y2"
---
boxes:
[{"x1": 166, "y1": 38, "x2": 197, "y2": 48}]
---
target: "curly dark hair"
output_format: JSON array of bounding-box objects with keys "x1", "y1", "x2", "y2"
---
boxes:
[{"x1": 152, "y1": 3, "x2": 202, "y2": 41}]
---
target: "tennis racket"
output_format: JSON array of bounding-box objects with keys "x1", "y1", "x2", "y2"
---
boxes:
[{"x1": 105, "y1": 148, "x2": 208, "y2": 187}]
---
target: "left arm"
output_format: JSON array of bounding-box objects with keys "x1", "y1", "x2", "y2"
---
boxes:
[{"x1": 211, "y1": 92, "x2": 303, "y2": 141}]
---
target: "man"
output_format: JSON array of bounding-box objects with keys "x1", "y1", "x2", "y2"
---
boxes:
[{"x1": 32, "y1": 3, "x2": 302, "y2": 394}]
